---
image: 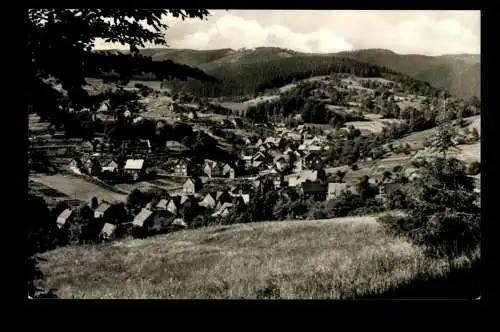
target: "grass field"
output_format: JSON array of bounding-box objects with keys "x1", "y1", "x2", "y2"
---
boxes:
[
  {"x1": 38, "y1": 214, "x2": 476, "y2": 299},
  {"x1": 392, "y1": 115, "x2": 480, "y2": 149},
  {"x1": 31, "y1": 174, "x2": 128, "y2": 204}
]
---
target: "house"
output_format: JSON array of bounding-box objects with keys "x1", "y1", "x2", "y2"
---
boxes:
[
  {"x1": 299, "y1": 170, "x2": 318, "y2": 183},
  {"x1": 259, "y1": 169, "x2": 282, "y2": 189},
  {"x1": 165, "y1": 199, "x2": 178, "y2": 214},
  {"x1": 82, "y1": 156, "x2": 101, "y2": 175},
  {"x1": 203, "y1": 160, "x2": 223, "y2": 178},
  {"x1": 182, "y1": 178, "x2": 197, "y2": 195},
  {"x1": 124, "y1": 159, "x2": 145, "y2": 181},
  {"x1": 56, "y1": 208, "x2": 73, "y2": 229},
  {"x1": 222, "y1": 164, "x2": 235, "y2": 179},
  {"x1": 308, "y1": 145, "x2": 322, "y2": 152},
  {"x1": 156, "y1": 199, "x2": 169, "y2": 211},
  {"x1": 94, "y1": 201, "x2": 111, "y2": 219},
  {"x1": 255, "y1": 138, "x2": 264, "y2": 147},
  {"x1": 304, "y1": 152, "x2": 324, "y2": 170},
  {"x1": 231, "y1": 192, "x2": 250, "y2": 205},
  {"x1": 100, "y1": 223, "x2": 117, "y2": 240},
  {"x1": 199, "y1": 193, "x2": 216, "y2": 209},
  {"x1": 293, "y1": 159, "x2": 304, "y2": 173},
  {"x1": 288, "y1": 175, "x2": 301, "y2": 187},
  {"x1": 102, "y1": 160, "x2": 119, "y2": 173},
  {"x1": 243, "y1": 137, "x2": 252, "y2": 145},
  {"x1": 301, "y1": 181, "x2": 327, "y2": 201},
  {"x1": 253, "y1": 151, "x2": 271, "y2": 164},
  {"x1": 328, "y1": 183, "x2": 350, "y2": 200},
  {"x1": 180, "y1": 194, "x2": 197, "y2": 206},
  {"x1": 172, "y1": 218, "x2": 188, "y2": 228},
  {"x1": 211, "y1": 202, "x2": 234, "y2": 218},
  {"x1": 132, "y1": 208, "x2": 154, "y2": 228},
  {"x1": 174, "y1": 159, "x2": 190, "y2": 176},
  {"x1": 69, "y1": 158, "x2": 83, "y2": 173},
  {"x1": 139, "y1": 139, "x2": 152, "y2": 153}
]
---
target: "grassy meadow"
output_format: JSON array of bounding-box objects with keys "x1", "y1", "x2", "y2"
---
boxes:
[{"x1": 39, "y1": 215, "x2": 478, "y2": 299}]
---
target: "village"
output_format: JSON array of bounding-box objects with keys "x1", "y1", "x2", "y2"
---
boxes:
[{"x1": 42, "y1": 107, "x2": 440, "y2": 244}]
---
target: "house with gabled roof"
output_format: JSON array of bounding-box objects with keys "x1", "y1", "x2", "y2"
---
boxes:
[
  {"x1": 101, "y1": 160, "x2": 119, "y2": 173},
  {"x1": 172, "y1": 218, "x2": 188, "y2": 228},
  {"x1": 211, "y1": 202, "x2": 234, "y2": 218},
  {"x1": 304, "y1": 152, "x2": 324, "y2": 170},
  {"x1": 124, "y1": 159, "x2": 145, "y2": 181},
  {"x1": 222, "y1": 164, "x2": 235, "y2": 179},
  {"x1": 94, "y1": 201, "x2": 112, "y2": 219},
  {"x1": 132, "y1": 208, "x2": 154, "y2": 228},
  {"x1": 56, "y1": 208, "x2": 74, "y2": 229},
  {"x1": 299, "y1": 170, "x2": 318, "y2": 183},
  {"x1": 183, "y1": 178, "x2": 197, "y2": 195},
  {"x1": 155, "y1": 199, "x2": 169, "y2": 211},
  {"x1": 255, "y1": 138, "x2": 264, "y2": 148},
  {"x1": 180, "y1": 194, "x2": 196, "y2": 205},
  {"x1": 100, "y1": 223, "x2": 117, "y2": 240},
  {"x1": 288, "y1": 175, "x2": 301, "y2": 187},
  {"x1": 199, "y1": 192, "x2": 216, "y2": 209},
  {"x1": 173, "y1": 159, "x2": 191, "y2": 176},
  {"x1": 165, "y1": 199, "x2": 178, "y2": 215},
  {"x1": 301, "y1": 181, "x2": 327, "y2": 201},
  {"x1": 203, "y1": 160, "x2": 224, "y2": 178}
]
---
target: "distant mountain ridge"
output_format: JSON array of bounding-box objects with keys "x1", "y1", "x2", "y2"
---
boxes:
[{"x1": 100, "y1": 47, "x2": 480, "y2": 98}]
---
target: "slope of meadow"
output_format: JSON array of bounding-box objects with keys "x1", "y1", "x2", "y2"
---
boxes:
[{"x1": 39, "y1": 215, "x2": 475, "y2": 299}]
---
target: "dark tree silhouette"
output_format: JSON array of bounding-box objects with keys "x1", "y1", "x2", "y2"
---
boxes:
[{"x1": 27, "y1": 9, "x2": 213, "y2": 124}]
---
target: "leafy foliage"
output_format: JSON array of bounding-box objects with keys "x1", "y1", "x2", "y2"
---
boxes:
[{"x1": 27, "y1": 9, "x2": 212, "y2": 124}]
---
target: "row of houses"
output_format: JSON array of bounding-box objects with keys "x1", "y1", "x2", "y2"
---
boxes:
[{"x1": 70, "y1": 154, "x2": 147, "y2": 181}]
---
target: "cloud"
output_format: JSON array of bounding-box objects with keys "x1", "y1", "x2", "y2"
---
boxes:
[
  {"x1": 170, "y1": 13, "x2": 354, "y2": 53},
  {"x1": 92, "y1": 10, "x2": 480, "y2": 56},
  {"x1": 389, "y1": 15, "x2": 480, "y2": 55}
]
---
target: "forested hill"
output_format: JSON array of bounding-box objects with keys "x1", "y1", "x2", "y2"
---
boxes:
[
  {"x1": 159, "y1": 51, "x2": 443, "y2": 99},
  {"x1": 118, "y1": 47, "x2": 479, "y2": 99},
  {"x1": 336, "y1": 49, "x2": 480, "y2": 99}
]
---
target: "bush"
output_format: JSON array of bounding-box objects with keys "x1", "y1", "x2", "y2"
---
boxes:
[{"x1": 466, "y1": 161, "x2": 480, "y2": 176}]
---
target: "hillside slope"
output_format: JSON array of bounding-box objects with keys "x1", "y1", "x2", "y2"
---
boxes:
[
  {"x1": 39, "y1": 214, "x2": 475, "y2": 299},
  {"x1": 134, "y1": 47, "x2": 479, "y2": 99},
  {"x1": 337, "y1": 49, "x2": 480, "y2": 98}
]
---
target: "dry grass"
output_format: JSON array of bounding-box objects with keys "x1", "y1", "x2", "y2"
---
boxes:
[
  {"x1": 30, "y1": 174, "x2": 127, "y2": 204},
  {"x1": 39, "y1": 216, "x2": 472, "y2": 299}
]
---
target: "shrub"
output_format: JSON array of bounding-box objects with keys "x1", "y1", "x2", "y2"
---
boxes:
[
  {"x1": 466, "y1": 161, "x2": 480, "y2": 176},
  {"x1": 381, "y1": 157, "x2": 480, "y2": 260}
]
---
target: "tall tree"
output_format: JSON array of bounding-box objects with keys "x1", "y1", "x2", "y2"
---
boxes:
[{"x1": 431, "y1": 98, "x2": 460, "y2": 160}]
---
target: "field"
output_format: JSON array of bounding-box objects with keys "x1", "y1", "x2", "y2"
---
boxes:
[
  {"x1": 29, "y1": 180, "x2": 82, "y2": 208},
  {"x1": 414, "y1": 143, "x2": 480, "y2": 164},
  {"x1": 38, "y1": 214, "x2": 476, "y2": 299},
  {"x1": 114, "y1": 178, "x2": 184, "y2": 193},
  {"x1": 344, "y1": 118, "x2": 405, "y2": 134},
  {"x1": 30, "y1": 174, "x2": 128, "y2": 204},
  {"x1": 391, "y1": 115, "x2": 481, "y2": 150}
]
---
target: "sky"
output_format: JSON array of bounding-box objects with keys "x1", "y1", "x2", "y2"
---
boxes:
[{"x1": 94, "y1": 10, "x2": 480, "y2": 56}]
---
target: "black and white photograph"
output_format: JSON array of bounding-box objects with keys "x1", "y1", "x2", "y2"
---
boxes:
[{"x1": 27, "y1": 9, "x2": 481, "y2": 299}]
